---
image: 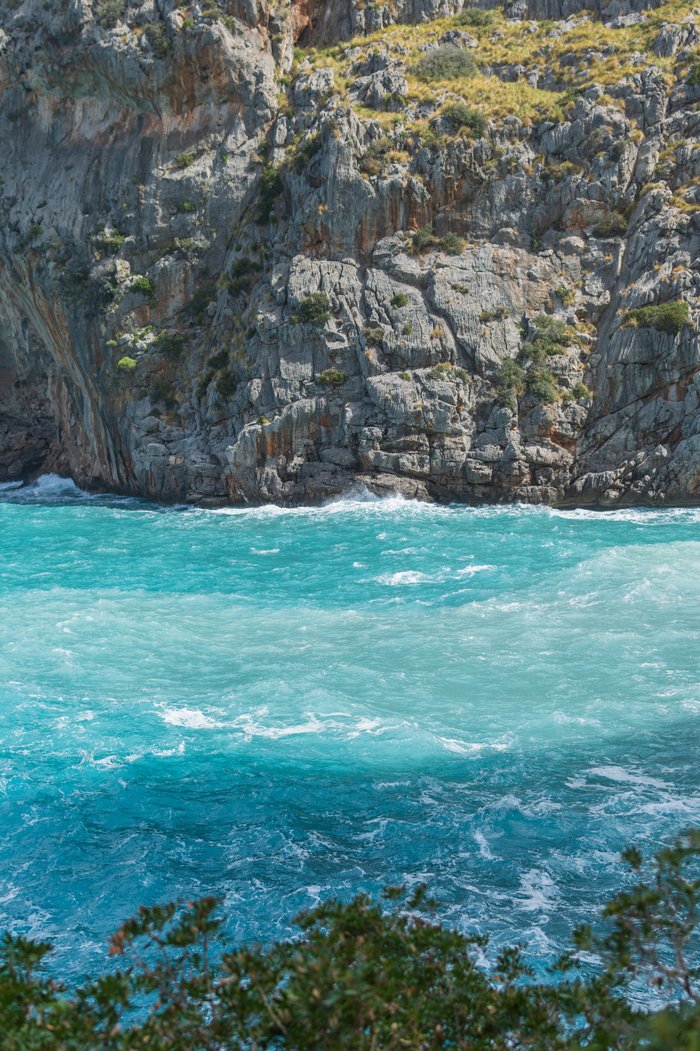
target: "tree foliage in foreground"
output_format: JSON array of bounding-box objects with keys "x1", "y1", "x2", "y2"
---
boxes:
[{"x1": 3, "y1": 832, "x2": 700, "y2": 1049}]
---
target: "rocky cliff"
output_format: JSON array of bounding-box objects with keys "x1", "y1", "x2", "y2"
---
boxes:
[{"x1": 0, "y1": 0, "x2": 698, "y2": 505}]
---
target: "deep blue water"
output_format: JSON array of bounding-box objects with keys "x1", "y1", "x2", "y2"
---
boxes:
[{"x1": 1, "y1": 475, "x2": 699, "y2": 980}]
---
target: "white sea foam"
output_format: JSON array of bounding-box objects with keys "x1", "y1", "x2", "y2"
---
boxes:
[
  {"x1": 25, "y1": 474, "x2": 90, "y2": 498},
  {"x1": 587, "y1": 765, "x2": 668, "y2": 789},
  {"x1": 474, "y1": 830, "x2": 494, "y2": 860},
  {"x1": 377, "y1": 570, "x2": 429, "y2": 586},
  {"x1": 552, "y1": 711, "x2": 601, "y2": 727},
  {"x1": 548, "y1": 505, "x2": 700, "y2": 525},
  {"x1": 159, "y1": 706, "x2": 222, "y2": 729},
  {"x1": 438, "y1": 736, "x2": 511, "y2": 756},
  {"x1": 377, "y1": 565, "x2": 494, "y2": 586},
  {"x1": 517, "y1": 869, "x2": 558, "y2": 913}
]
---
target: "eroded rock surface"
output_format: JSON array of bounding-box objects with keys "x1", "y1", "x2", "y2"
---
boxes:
[{"x1": 0, "y1": 0, "x2": 698, "y2": 505}]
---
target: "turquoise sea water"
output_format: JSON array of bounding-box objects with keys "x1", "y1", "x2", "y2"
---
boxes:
[{"x1": 1, "y1": 475, "x2": 699, "y2": 981}]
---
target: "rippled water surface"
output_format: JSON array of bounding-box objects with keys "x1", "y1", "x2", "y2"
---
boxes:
[{"x1": 1, "y1": 475, "x2": 699, "y2": 978}]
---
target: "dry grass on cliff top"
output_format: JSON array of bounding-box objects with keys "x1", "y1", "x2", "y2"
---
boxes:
[{"x1": 299, "y1": 0, "x2": 698, "y2": 126}]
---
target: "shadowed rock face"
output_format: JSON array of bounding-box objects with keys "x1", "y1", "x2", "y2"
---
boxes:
[{"x1": 0, "y1": 0, "x2": 697, "y2": 506}]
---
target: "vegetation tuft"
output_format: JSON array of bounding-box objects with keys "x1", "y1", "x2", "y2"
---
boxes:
[
  {"x1": 623, "y1": 300, "x2": 690, "y2": 335},
  {"x1": 442, "y1": 102, "x2": 486, "y2": 138},
  {"x1": 593, "y1": 210, "x2": 628, "y2": 237},
  {"x1": 414, "y1": 43, "x2": 477, "y2": 83},
  {"x1": 291, "y1": 293, "x2": 333, "y2": 328},
  {"x1": 317, "y1": 368, "x2": 347, "y2": 386},
  {"x1": 95, "y1": 0, "x2": 125, "y2": 28},
  {"x1": 411, "y1": 226, "x2": 465, "y2": 256}
]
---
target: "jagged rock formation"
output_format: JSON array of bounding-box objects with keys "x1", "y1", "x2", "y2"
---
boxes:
[{"x1": 0, "y1": 0, "x2": 698, "y2": 505}]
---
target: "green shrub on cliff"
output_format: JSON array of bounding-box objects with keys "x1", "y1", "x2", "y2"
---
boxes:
[
  {"x1": 150, "y1": 377, "x2": 177, "y2": 410},
  {"x1": 593, "y1": 210, "x2": 628, "y2": 237},
  {"x1": 623, "y1": 300, "x2": 690, "y2": 335},
  {"x1": 128, "y1": 275, "x2": 155, "y2": 302},
  {"x1": 317, "y1": 368, "x2": 347, "y2": 386},
  {"x1": 95, "y1": 0, "x2": 125, "y2": 28},
  {"x1": 497, "y1": 357, "x2": 526, "y2": 408},
  {"x1": 522, "y1": 314, "x2": 576, "y2": 358},
  {"x1": 3, "y1": 831, "x2": 700, "y2": 1047},
  {"x1": 153, "y1": 331, "x2": 188, "y2": 361},
  {"x1": 257, "y1": 163, "x2": 284, "y2": 222},
  {"x1": 526, "y1": 363, "x2": 558, "y2": 403},
  {"x1": 414, "y1": 44, "x2": 477, "y2": 83},
  {"x1": 145, "y1": 22, "x2": 171, "y2": 58},
  {"x1": 215, "y1": 368, "x2": 238, "y2": 399},
  {"x1": 442, "y1": 102, "x2": 486, "y2": 138},
  {"x1": 455, "y1": 7, "x2": 495, "y2": 27},
  {"x1": 292, "y1": 293, "x2": 332, "y2": 327},
  {"x1": 411, "y1": 226, "x2": 465, "y2": 256}
]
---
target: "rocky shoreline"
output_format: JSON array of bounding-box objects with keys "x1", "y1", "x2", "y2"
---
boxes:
[{"x1": 0, "y1": 0, "x2": 698, "y2": 508}]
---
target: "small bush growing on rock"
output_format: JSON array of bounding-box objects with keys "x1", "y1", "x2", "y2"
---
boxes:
[
  {"x1": 96, "y1": 229, "x2": 126, "y2": 255},
  {"x1": 291, "y1": 133, "x2": 322, "y2": 174},
  {"x1": 554, "y1": 285, "x2": 576, "y2": 307},
  {"x1": 292, "y1": 293, "x2": 332, "y2": 328},
  {"x1": 153, "y1": 331, "x2": 188, "y2": 361},
  {"x1": 215, "y1": 368, "x2": 238, "y2": 399},
  {"x1": 497, "y1": 358, "x2": 526, "y2": 408},
  {"x1": 200, "y1": 0, "x2": 222, "y2": 20},
  {"x1": 317, "y1": 368, "x2": 347, "y2": 387},
  {"x1": 207, "y1": 350, "x2": 229, "y2": 370},
  {"x1": 479, "y1": 307, "x2": 508, "y2": 323},
  {"x1": 391, "y1": 292, "x2": 409, "y2": 308},
  {"x1": 227, "y1": 257, "x2": 263, "y2": 295},
  {"x1": 428, "y1": 362, "x2": 470, "y2": 384},
  {"x1": 411, "y1": 226, "x2": 465, "y2": 256},
  {"x1": 116, "y1": 356, "x2": 137, "y2": 370},
  {"x1": 399, "y1": 371, "x2": 412, "y2": 380},
  {"x1": 145, "y1": 22, "x2": 171, "y2": 57},
  {"x1": 129, "y1": 275, "x2": 154, "y2": 302},
  {"x1": 522, "y1": 314, "x2": 576, "y2": 358},
  {"x1": 359, "y1": 139, "x2": 393, "y2": 177},
  {"x1": 95, "y1": 0, "x2": 125, "y2": 27},
  {"x1": 440, "y1": 231, "x2": 465, "y2": 255},
  {"x1": 527, "y1": 364, "x2": 558, "y2": 403},
  {"x1": 455, "y1": 7, "x2": 494, "y2": 26},
  {"x1": 196, "y1": 370, "x2": 215, "y2": 399},
  {"x1": 414, "y1": 44, "x2": 477, "y2": 83},
  {"x1": 257, "y1": 164, "x2": 283, "y2": 223},
  {"x1": 592, "y1": 210, "x2": 628, "y2": 237},
  {"x1": 412, "y1": 226, "x2": 439, "y2": 254},
  {"x1": 231, "y1": 257, "x2": 263, "y2": 279},
  {"x1": 623, "y1": 300, "x2": 689, "y2": 335},
  {"x1": 188, "y1": 282, "x2": 217, "y2": 321},
  {"x1": 687, "y1": 62, "x2": 700, "y2": 87},
  {"x1": 364, "y1": 326, "x2": 384, "y2": 347},
  {"x1": 571, "y1": 381, "x2": 592, "y2": 400},
  {"x1": 442, "y1": 102, "x2": 486, "y2": 138},
  {"x1": 174, "y1": 152, "x2": 196, "y2": 170},
  {"x1": 150, "y1": 377, "x2": 177, "y2": 410}
]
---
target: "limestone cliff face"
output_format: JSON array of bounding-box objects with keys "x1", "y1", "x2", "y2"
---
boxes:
[{"x1": 0, "y1": 0, "x2": 698, "y2": 505}]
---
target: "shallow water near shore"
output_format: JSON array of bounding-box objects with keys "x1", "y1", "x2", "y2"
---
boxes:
[{"x1": 1, "y1": 475, "x2": 699, "y2": 982}]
